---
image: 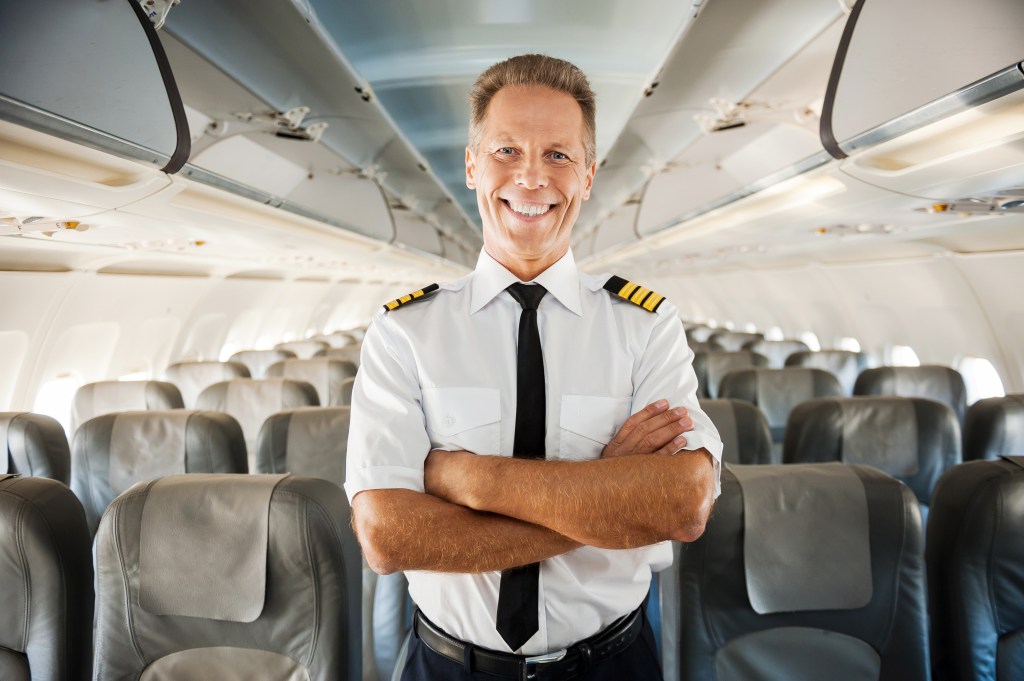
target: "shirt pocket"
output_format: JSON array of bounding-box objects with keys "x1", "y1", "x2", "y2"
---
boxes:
[
  {"x1": 559, "y1": 395, "x2": 632, "y2": 460},
  {"x1": 422, "y1": 387, "x2": 501, "y2": 455}
]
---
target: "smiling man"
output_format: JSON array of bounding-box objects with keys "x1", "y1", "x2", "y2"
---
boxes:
[{"x1": 346, "y1": 54, "x2": 722, "y2": 680}]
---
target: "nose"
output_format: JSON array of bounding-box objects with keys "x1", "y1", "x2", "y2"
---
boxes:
[{"x1": 514, "y1": 154, "x2": 549, "y2": 190}]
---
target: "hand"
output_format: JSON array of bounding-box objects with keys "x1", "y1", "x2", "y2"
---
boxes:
[{"x1": 601, "y1": 399, "x2": 694, "y2": 459}]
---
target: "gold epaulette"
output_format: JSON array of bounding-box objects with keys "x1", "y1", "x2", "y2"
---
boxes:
[
  {"x1": 382, "y1": 283, "x2": 440, "y2": 312},
  {"x1": 603, "y1": 275, "x2": 665, "y2": 313}
]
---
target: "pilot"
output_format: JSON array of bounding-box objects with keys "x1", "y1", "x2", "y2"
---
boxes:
[{"x1": 346, "y1": 54, "x2": 722, "y2": 680}]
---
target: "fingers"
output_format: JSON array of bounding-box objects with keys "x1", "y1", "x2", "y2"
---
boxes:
[
  {"x1": 613, "y1": 400, "x2": 694, "y2": 454},
  {"x1": 607, "y1": 399, "x2": 669, "y2": 447}
]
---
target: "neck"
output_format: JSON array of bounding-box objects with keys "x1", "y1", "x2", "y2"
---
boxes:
[{"x1": 485, "y1": 245, "x2": 567, "y2": 282}]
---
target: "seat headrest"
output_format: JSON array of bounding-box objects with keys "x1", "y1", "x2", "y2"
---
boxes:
[
  {"x1": 785, "y1": 350, "x2": 867, "y2": 395},
  {"x1": 275, "y1": 340, "x2": 329, "y2": 360},
  {"x1": 730, "y1": 463, "x2": 873, "y2": 614},
  {"x1": 0, "y1": 412, "x2": 70, "y2": 483},
  {"x1": 698, "y1": 399, "x2": 773, "y2": 465},
  {"x1": 963, "y1": 394, "x2": 1024, "y2": 461},
  {"x1": 744, "y1": 340, "x2": 811, "y2": 368},
  {"x1": 72, "y1": 380, "x2": 184, "y2": 431},
  {"x1": 854, "y1": 366, "x2": 967, "y2": 423},
  {"x1": 707, "y1": 331, "x2": 763, "y2": 352},
  {"x1": 108, "y1": 412, "x2": 191, "y2": 494},
  {"x1": 719, "y1": 368, "x2": 842, "y2": 429},
  {"x1": 138, "y1": 474, "x2": 289, "y2": 622},
  {"x1": 256, "y1": 407, "x2": 349, "y2": 488},
  {"x1": 164, "y1": 361, "x2": 251, "y2": 407},
  {"x1": 694, "y1": 351, "x2": 769, "y2": 398},
  {"x1": 266, "y1": 359, "x2": 358, "y2": 407},
  {"x1": 228, "y1": 349, "x2": 297, "y2": 378}
]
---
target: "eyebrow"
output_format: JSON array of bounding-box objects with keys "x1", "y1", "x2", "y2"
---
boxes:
[{"x1": 489, "y1": 135, "x2": 579, "y2": 152}]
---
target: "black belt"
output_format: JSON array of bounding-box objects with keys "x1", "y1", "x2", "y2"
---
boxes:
[{"x1": 414, "y1": 607, "x2": 644, "y2": 680}]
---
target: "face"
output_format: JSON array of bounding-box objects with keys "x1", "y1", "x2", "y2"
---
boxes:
[{"x1": 466, "y1": 85, "x2": 596, "y2": 277}]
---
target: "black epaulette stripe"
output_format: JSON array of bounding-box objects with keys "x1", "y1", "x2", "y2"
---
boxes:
[
  {"x1": 602, "y1": 275, "x2": 665, "y2": 313},
  {"x1": 383, "y1": 283, "x2": 440, "y2": 312}
]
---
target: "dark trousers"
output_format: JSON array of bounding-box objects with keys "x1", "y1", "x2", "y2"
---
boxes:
[{"x1": 399, "y1": 610, "x2": 664, "y2": 681}]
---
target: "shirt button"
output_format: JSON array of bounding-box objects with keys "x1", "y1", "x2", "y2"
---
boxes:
[{"x1": 444, "y1": 415, "x2": 455, "y2": 427}]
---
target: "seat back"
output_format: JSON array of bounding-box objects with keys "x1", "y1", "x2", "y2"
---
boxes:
[
  {"x1": 196, "y1": 379, "x2": 320, "y2": 468},
  {"x1": 927, "y1": 458, "x2": 1024, "y2": 681},
  {"x1": 315, "y1": 345, "x2": 363, "y2": 366},
  {"x1": 706, "y1": 331, "x2": 763, "y2": 352},
  {"x1": 71, "y1": 411, "x2": 247, "y2": 534},
  {"x1": 962, "y1": 394, "x2": 1024, "y2": 461},
  {"x1": 0, "y1": 412, "x2": 70, "y2": 483},
  {"x1": 275, "y1": 339, "x2": 330, "y2": 359},
  {"x1": 71, "y1": 380, "x2": 183, "y2": 433},
  {"x1": 698, "y1": 399, "x2": 774, "y2": 464},
  {"x1": 0, "y1": 475, "x2": 93, "y2": 681},
  {"x1": 786, "y1": 350, "x2": 869, "y2": 395},
  {"x1": 692, "y1": 351, "x2": 769, "y2": 399},
  {"x1": 229, "y1": 349, "x2": 297, "y2": 378},
  {"x1": 784, "y1": 397, "x2": 961, "y2": 517},
  {"x1": 662, "y1": 463, "x2": 929, "y2": 681},
  {"x1": 164, "y1": 360, "x2": 251, "y2": 408},
  {"x1": 854, "y1": 365, "x2": 967, "y2": 424},
  {"x1": 685, "y1": 324, "x2": 715, "y2": 343},
  {"x1": 744, "y1": 339, "x2": 810, "y2": 368},
  {"x1": 92, "y1": 474, "x2": 362, "y2": 681},
  {"x1": 266, "y1": 359, "x2": 358, "y2": 407}
]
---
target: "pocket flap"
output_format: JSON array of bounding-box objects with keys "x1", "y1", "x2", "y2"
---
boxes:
[
  {"x1": 423, "y1": 387, "x2": 501, "y2": 436},
  {"x1": 560, "y1": 395, "x2": 632, "y2": 444}
]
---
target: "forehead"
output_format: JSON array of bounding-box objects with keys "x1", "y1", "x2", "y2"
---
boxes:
[{"x1": 480, "y1": 85, "x2": 585, "y2": 148}]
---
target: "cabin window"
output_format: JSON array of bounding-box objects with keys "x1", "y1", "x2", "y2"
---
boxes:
[
  {"x1": 836, "y1": 337, "x2": 862, "y2": 352},
  {"x1": 32, "y1": 374, "x2": 81, "y2": 435},
  {"x1": 889, "y1": 345, "x2": 921, "y2": 367},
  {"x1": 958, "y1": 356, "x2": 1005, "y2": 404},
  {"x1": 799, "y1": 332, "x2": 821, "y2": 352},
  {"x1": 765, "y1": 326, "x2": 785, "y2": 341}
]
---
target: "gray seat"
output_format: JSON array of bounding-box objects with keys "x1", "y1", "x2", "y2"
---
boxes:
[
  {"x1": 692, "y1": 350, "x2": 769, "y2": 399},
  {"x1": 784, "y1": 397, "x2": 961, "y2": 522},
  {"x1": 266, "y1": 358, "x2": 358, "y2": 407},
  {"x1": 315, "y1": 345, "x2": 363, "y2": 366},
  {"x1": 276, "y1": 339, "x2": 330, "y2": 359},
  {"x1": 706, "y1": 330, "x2": 763, "y2": 352},
  {"x1": 0, "y1": 412, "x2": 70, "y2": 483},
  {"x1": 854, "y1": 365, "x2": 968, "y2": 425},
  {"x1": 744, "y1": 339, "x2": 810, "y2": 368},
  {"x1": 661, "y1": 463, "x2": 929, "y2": 681},
  {"x1": 0, "y1": 475, "x2": 93, "y2": 681},
  {"x1": 71, "y1": 411, "x2": 247, "y2": 535},
  {"x1": 229, "y1": 349, "x2": 297, "y2": 379},
  {"x1": 962, "y1": 394, "x2": 1024, "y2": 461},
  {"x1": 163, "y1": 360, "x2": 251, "y2": 408},
  {"x1": 92, "y1": 474, "x2": 362, "y2": 681},
  {"x1": 927, "y1": 457, "x2": 1024, "y2": 681},
  {"x1": 786, "y1": 350, "x2": 869, "y2": 395},
  {"x1": 684, "y1": 324, "x2": 715, "y2": 343},
  {"x1": 71, "y1": 380, "x2": 183, "y2": 433},
  {"x1": 698, "y1": 399, "x2": 774, "y2": 464},
  {"x1": 719, "y1": 368, "x2": 843, "y2": 453},
  {"x1": 196, "y1": 379, "x2": 319, "y2": 469}
]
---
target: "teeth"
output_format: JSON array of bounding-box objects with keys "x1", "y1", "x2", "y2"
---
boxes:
[{"x1": 508, "y1": 201, "x2": 552, "y2": 217}]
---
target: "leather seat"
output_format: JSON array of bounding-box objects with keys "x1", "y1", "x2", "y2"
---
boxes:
[
  {"x1": 71, "y1": 411, "x2": 247, "y2": 534},
  {"x1": 785, "y1": 397, "x2": 961, "y2": 522},
  {"x1": 706, "y1": 330, "x2": 763, "y2": 352},
  {"x1": 927, "y1": 457, "x2": 1024, "y2": 681},
  {"x1": 785, "y1": 350, "x2": 869, "y2": 395},
  {"x1": 315, "y1": 345, "x2": 362, "y2": 366},
  {"x1": 229, "y1": 348, "x2": 297, "y2": 378},
  {"x1": 744, "y1": 339, "x2": 810, "y2": 368},
  {"x1": 692, "y1": 351, "x2": 769, "y2": 399},
  {"x1": 0, "y1": 475, "x2": 93, "y2": 681},
  {"x1": 266, "y1": 358, "x2": 358, "y2": 407},
  {"x1": 70, "y1": 380, "x2": 183, "y2": 433},
  {"x1": 661, "y1": 463, "x2": 929, "y2": 681},
  {"x1": 92, "y1": 474, "x2": 362, "y2": 681},
  {"x1": 0, "y1": 412, "x2": 70, "y2": 483},
  {"x1": 854, "y1": 365, "x2": 967, "y2": 424},
  {"x1": 698, "y1": 399, "x2": 774, "y2": 464},
  {"x1": 962, "y1": 394, "x2": 1024, "y2": 461},
  {"x1": 163, "y1": 360, "x2": 250, "y2": 408},
  {"x1": 276, "y1": 339, "x2": 330, "y2": 359}
]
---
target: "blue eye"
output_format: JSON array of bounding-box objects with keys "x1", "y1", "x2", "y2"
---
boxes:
[{"x1": 497, "y1": 147, "x2": 515, "y2": 155}]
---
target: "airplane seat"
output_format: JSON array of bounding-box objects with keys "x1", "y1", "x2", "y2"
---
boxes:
[
  {"x1": 743, "y1": 339, "x2": 811, "y2": 369},
  {"x1": 341, "y1": 377, "x2": 356, "y2": 406},
  {"x1": 785, "y1": 350, "x2": 869, "y2": 396},
  {"x1": 854, "y1": 365, "x2": 967, "y2": 424},
  {"x1": 698, "y1": 399, "x2": 774, "y2": 464},
  {"x1": 962, "y1": 394, "x2": 1024, "y2": 461},
  {"x1": 92, "y1": 474, "x2": 362, "y2": 681},
  {"x1": 70, "y1": 380, "x2": 183, "y2": 434},
  {"x1": 706, "y1": 331, "x2": 763, "y2": 352},
  {"x1": 70, "y1": 411, "x2": 247, "y2": 535},
  {"x1": 265, "y1": 358, "x2": 358, "y2": 407},
  {"x1": 163, "y1": 360, "x2": 251, "y2": 408},
  {"x1": 784, "y1": 397, "x2": 962, "y2": 523},
  {"x1": 684, "y1": 324, "x2": 714, "y2": 343},
  {"x1": 196, "y1": 378, "x2": 320, "y2": 469},
  {"x1": 0, "y1": 475, "x2": 93, "y2": 681},
  {"x1": 256, "y1": 407, "x2": 412, "y2": 681},
  {"x1": 926, "y1": 457, "x2": 1024, "y2": 681},
  {"x1": 719, "y1": 368, "x2": 843, "y2": 455},
  {"x1": 661, "y1": 463, "x2": 929, "y2": 681},
  {"x1": 275, "y1": 339, "x2": 330, "y2": 360},
  {"x1": 228, "y1": 349, "x2": 297, "y2": 379},
  {"x1": 0, "y1": 412, "x2": 71, "y2": 483},
  {"x1": 315, "y1": 345, "x2": 363, "y2": 366},
  {"x1": 692, "y1": 351, "x2": 769, "y2": 399}
]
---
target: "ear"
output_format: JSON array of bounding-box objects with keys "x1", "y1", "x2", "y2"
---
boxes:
[
  {"x1": 582, "y1": 160, "x2": 597, "y2": 201},
  {"x1": 465, "y1": 146, "x2": 477, "y2": 190}
]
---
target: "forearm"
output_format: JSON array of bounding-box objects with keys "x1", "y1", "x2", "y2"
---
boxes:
[
  {"x1": 428, "y1": 450, "x2": 715, "y2": 549},
  {"x1": 352, "y1": 488, "x2": 581, "y2": 575}
]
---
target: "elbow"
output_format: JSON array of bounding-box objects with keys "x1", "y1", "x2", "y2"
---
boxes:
[
  {"x1": 668, "y1": 482, "x2": 715, "y2": 544},
  {"x1": 351, "y1": 495, "x2": 402, "y2": 575}
]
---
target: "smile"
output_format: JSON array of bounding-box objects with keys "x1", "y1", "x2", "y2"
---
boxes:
[{"x1": 503, "y1": 199, "x2": 553, "y2": 218}]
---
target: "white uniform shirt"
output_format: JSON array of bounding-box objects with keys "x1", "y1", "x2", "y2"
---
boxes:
[{"x1": 346, "y1": 249, "x2": 723, "y2": 655}]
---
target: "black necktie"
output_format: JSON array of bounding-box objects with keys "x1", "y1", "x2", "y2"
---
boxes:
[{"x1": 496, "y1": 282, "x2": 547, "y2": 651}]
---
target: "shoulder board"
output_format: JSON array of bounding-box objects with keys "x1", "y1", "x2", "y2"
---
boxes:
[
  {"x1": 603, "y1": 275, "x2": 665, "y2": 313},
  {"x1": 382, "y1": 283, "x2": 440, "y2": 312}
]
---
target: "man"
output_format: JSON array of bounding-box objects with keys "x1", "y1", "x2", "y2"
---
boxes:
[{"x1": 346, "y1": 54, "x2": 722, "y2": 680}]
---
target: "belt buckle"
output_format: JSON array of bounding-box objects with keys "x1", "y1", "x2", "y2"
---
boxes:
[{"x1": 521, "y1": 649, "x2": 567, "y2": 680}]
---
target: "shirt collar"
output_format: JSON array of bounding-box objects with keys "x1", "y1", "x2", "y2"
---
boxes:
[{"x1": 469, "y1": 249, "x2": 583, "y2": 316}]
